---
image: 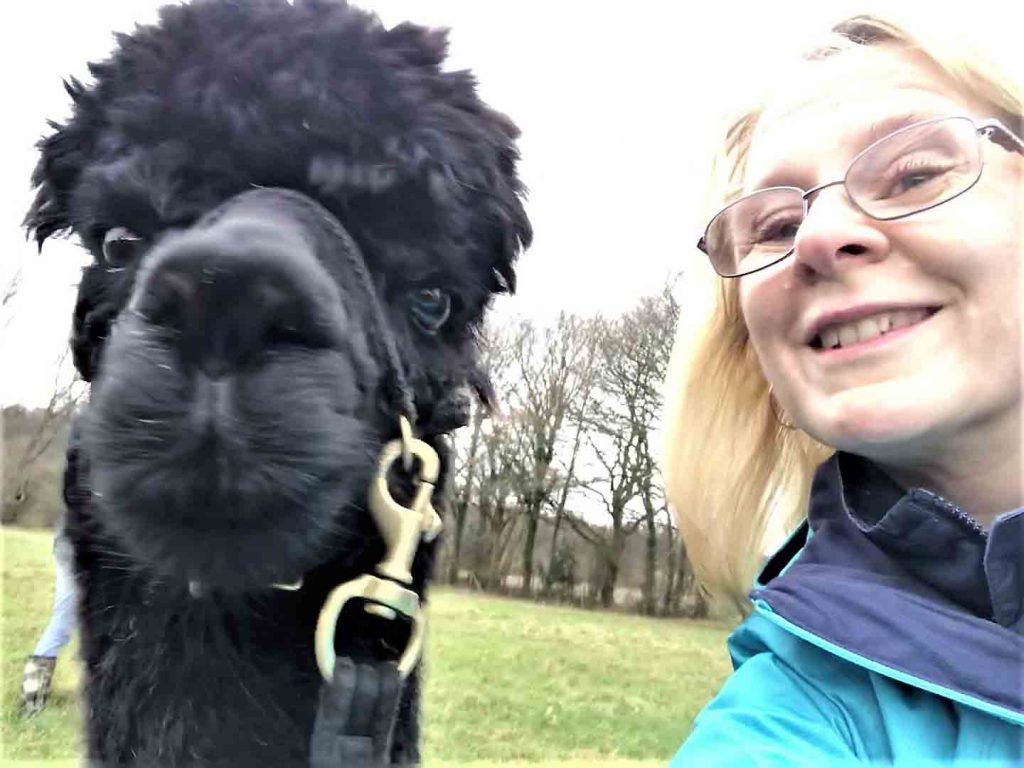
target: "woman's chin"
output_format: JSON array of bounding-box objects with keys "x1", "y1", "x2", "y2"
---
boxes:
[{"x1": 799, "y1": 393, "x2": 942, "y2": 456}]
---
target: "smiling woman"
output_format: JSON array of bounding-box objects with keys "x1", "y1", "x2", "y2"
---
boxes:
[{"x1": 664, "y1": 8, "x2": 1024, "y2": 766}]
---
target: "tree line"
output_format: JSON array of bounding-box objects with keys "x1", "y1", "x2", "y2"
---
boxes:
[{"x1": 439, "y1": 283, "x2": 708, "y2": 618}]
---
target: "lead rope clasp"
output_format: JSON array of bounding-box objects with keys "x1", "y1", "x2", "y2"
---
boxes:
[{"x1": 314, "y1": 416, "x2": 442, "y2": 680}]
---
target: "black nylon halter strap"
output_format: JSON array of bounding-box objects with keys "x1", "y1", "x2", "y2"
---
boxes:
[
  {"x1": 250, "y1": 188, "x2": 417, "y2": 767},
  {"x1": 262, "y1": 187, "x2": 418, "y2": 430},
  {"x1": 309, "y1": 658, "x2": 404, "y2": 768}
]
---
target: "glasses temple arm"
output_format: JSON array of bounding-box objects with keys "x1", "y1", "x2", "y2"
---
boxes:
[{"x1": 978, "y1": 119, "x2": 1024, "y2": 155}]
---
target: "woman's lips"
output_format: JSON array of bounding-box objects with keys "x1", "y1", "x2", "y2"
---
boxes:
[{"x1": 810, "y1": 307, "x2": 941, "y2": 359}]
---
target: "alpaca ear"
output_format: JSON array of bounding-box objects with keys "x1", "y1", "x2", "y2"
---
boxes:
[
  {"x1": 484, "y1": 189, "x2": 530, "y2": 297},
  {"x1": 25, "y1": 177, "x2": 68, "y2": 250},
  {"x1": 25, "y1": 126, "x2": 80, "y2": 249},
  {"x1": 384, "y1": 22, "x2": 450, "y2": 68},
  {"x1": 483, "y1": 119, "x2": 531, "y2": 297},
  {"x1": 469, "y1": 368, "x2": 497, "y2": 415},
  {"x1": 24, "y1": 79, "x2": 96, "y2": 249}
]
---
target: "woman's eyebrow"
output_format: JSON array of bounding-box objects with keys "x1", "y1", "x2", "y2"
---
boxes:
[
  {"x1": 745, "y1": 111, "x2": 939, "y2": 193},
  {"x1": 863, "y1": 111, "x2": 930, "y2": 144},
  {"x1": 743, "y1": 167, "x2": 809, "y2": 195}
]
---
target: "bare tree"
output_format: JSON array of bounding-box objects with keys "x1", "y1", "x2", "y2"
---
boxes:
[
  {"x1": 445, "y1": 320, "x2": 518, "y2": 586},
  {"x1": 638, "y1": 448, "x2": 667, "y2": 616},
  {"x1": 566, "y1": 287, "x2": 679, "y2": 608},
  {"x1": 2, "y1": 267, "x2": 21, "y2": 334},
  {"x1": 2, "y1": 268, "x2": 20, "y2": 309},
  {"x1": 507, "y1": 314, "x2": 600, "y2": 596},
  {"x1": 470, "y1": 413, "x2": 524, "y2": 589},
  {"x1": 542, "y1": 370, "x2": 596, "y2": 594},
  {"x1": 632, "y1": 388, "x2": 663, "y2": 616},
  {"x1": 567, "y1": 417, "x2": 645, "y2": 608},
  {"x1": 661, "y1": 516, "x2": 708, "y2": 618},
  {"x1": 655, "y1": 442, "x2": 708, "y2": 617},
  {"x1": 2, "y1": 350, "x2": 85, "y2": 524},
  {"x1": 661, "y1": 514, "x2": 680, "y2": 613},
  {"x1": 444, "y1": 289, "x2": 686, "y2": 614},
  {"x1": 445, "y1": 402, "x2": 484, "y2": 584}
]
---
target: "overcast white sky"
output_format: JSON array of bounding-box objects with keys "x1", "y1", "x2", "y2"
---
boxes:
[{"x1": 2, "y1": 0, "x2": 1016, "y2": 407}]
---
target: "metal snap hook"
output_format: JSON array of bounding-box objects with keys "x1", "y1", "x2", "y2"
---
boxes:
[
  {"x1": 369, "y1": 426, "x2": 443, "y2": 585},
  {"x1": 314, "y1": 420, "x2": 443, "y2": 681},
  {"x1": 314, "y1": 574, "x2": 425, "y2": 680}
]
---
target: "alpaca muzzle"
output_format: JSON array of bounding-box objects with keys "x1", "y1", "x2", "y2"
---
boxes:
[
  {"x1": 202, "y1": 190, "x2": 444, "y2": 679},
  {"x1": 131, "y1": 187, "x2": 443, "y2": 676}
]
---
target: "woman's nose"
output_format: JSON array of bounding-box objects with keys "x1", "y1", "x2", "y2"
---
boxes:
[{"x1": 791, "y1": 186, "x2": 889, "y2": 279}]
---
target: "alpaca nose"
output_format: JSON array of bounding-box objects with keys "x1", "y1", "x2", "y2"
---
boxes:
[{"x1": 132, "y1": 218, "x2": 338, "y2": 376}]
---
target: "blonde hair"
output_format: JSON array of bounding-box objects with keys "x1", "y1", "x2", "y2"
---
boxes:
[{"x1": 663, "y1": 11, "x2": 1024, "y2": 610}]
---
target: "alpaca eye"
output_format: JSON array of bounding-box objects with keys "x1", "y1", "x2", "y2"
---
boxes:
[
  {"x1": 102, "y1": 227, "x2": 144, "y2": 269},
  {"x1": 409, "y1": 288, "x2": 451, "y2": 333}
]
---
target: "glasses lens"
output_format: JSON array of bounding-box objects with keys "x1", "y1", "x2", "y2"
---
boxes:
[
  {"x1": 704, "y1": 188, "x2": 803, "y2": 276},
  {"x1": 847, "y1": 117, "x2": 982, "y2": 219}
]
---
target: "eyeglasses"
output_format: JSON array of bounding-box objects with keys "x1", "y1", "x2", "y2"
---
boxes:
[{"x1": 697, "y1": 116, "x2": 1024, "y2": 278}]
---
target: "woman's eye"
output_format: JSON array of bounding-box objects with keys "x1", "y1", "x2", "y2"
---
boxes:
[
  {"x1": 409, "y1": 288, "x2": 452, "y2": 333},
  {"x1": 101, "y1": 227, "x2": 144, "y2": 268},
  {"x1": 752, "y1": 215, "x2": 801, "y2": 245},
  {"x1": 891, "y1": 167, "x2": 946, "y2": 195}
]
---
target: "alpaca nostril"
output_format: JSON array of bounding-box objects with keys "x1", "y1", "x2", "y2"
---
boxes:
[
  {"x1": 132, "y1": 228, "x2": 336, "y2": 374},
  {"x1": 135, "y1": 267, "x2": 200, "y2": 331},
  {"x1": 252, "y1": 281, "x2": 311, "y2": 348}
]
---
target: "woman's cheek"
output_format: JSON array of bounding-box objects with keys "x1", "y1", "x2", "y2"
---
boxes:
[
  {"x1": 740, "y1": 274, "x2": 786, "y2": 357},
  {"x1": 740, "y1": 274, "x2": 805, "y2": 405}
]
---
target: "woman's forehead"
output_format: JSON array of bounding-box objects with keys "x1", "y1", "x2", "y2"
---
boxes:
[{"x1": 743, "y1": 49, "x2": 982, "y2": 191}]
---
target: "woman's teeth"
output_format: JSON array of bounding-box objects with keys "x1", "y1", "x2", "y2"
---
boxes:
[{"x1": 815, "y1": 308, "x2": 932, "y2": 350}]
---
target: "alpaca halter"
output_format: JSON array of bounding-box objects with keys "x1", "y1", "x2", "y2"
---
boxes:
[
  {"x1": 259, "y1": 188, "x2": 441, "y2": 681},
  {"x1": 181, "y1": 188, "x2": 443, "y2": 681}
]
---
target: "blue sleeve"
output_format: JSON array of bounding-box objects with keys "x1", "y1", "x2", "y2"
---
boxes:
[{"x1": 669, "y1": 651, "x2": 860, "y2": 767}]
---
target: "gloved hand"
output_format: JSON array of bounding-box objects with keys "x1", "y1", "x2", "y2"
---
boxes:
[{"x1": 309, "y1": 658, "x2": 404, "y2": 768}]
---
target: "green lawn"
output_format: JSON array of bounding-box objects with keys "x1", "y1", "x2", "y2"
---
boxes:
[{"x1": 2, "y1": 527, "x2": 733, "y2": 766}]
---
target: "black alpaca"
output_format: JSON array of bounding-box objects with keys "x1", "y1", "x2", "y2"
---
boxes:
[{"x1": 25, "y1": 1, "x2": 530, "y2": 765}]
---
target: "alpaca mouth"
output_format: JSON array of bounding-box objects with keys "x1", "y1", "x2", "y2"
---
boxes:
[{"x1": 85, "y1": 411, "x2": 378, "y2": 591}]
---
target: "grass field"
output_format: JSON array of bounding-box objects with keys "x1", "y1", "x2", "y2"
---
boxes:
[{"x1": 1, "y1": 527, "x2": 734, "y2": 766}]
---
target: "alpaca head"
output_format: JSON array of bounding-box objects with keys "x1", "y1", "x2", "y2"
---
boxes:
[{"x1": 27, "y1": 0, "x2": 531, "y2": 592}]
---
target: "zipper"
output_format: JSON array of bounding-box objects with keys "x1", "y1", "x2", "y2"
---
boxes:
[{"x1": 912, "y1": 488, "x2": 987, "y2": 539}]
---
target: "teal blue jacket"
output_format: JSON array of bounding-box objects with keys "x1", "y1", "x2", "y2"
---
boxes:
[{"x1": 672, "y1": 454, "x2": 1024, "y2": 766}]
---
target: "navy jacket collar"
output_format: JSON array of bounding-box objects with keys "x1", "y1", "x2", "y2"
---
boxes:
[
  {"x1": 754, "y1": 452, "x2": 1024, "y2": 716},
  {"x1": 831, "y1": 452, "x2": 1004, "y2": 624}
]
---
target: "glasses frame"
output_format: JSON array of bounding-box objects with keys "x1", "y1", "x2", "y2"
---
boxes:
[{"x1": 697, "y1": 115, "x2": 1024, "y2": 278}]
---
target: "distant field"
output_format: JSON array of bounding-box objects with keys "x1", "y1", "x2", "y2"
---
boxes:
[{"x1": 2, "y1": 527, "x2": 733, "y2": 765}]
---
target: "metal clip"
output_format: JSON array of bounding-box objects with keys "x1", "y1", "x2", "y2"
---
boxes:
[
  {"x1": 314, "y1": 574, "x2": 425, "y2": 679},
  {"x1": 369, "y1": 416, "x2": 443, "y2": 585},
  {"x1": 314, "y1": 418, "x2": 442, "y2": 680}
]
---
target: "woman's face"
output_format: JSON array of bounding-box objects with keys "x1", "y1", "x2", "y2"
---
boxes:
[{"x1": 738, "y1": 49, "x2": 1024, "y2": 467}]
